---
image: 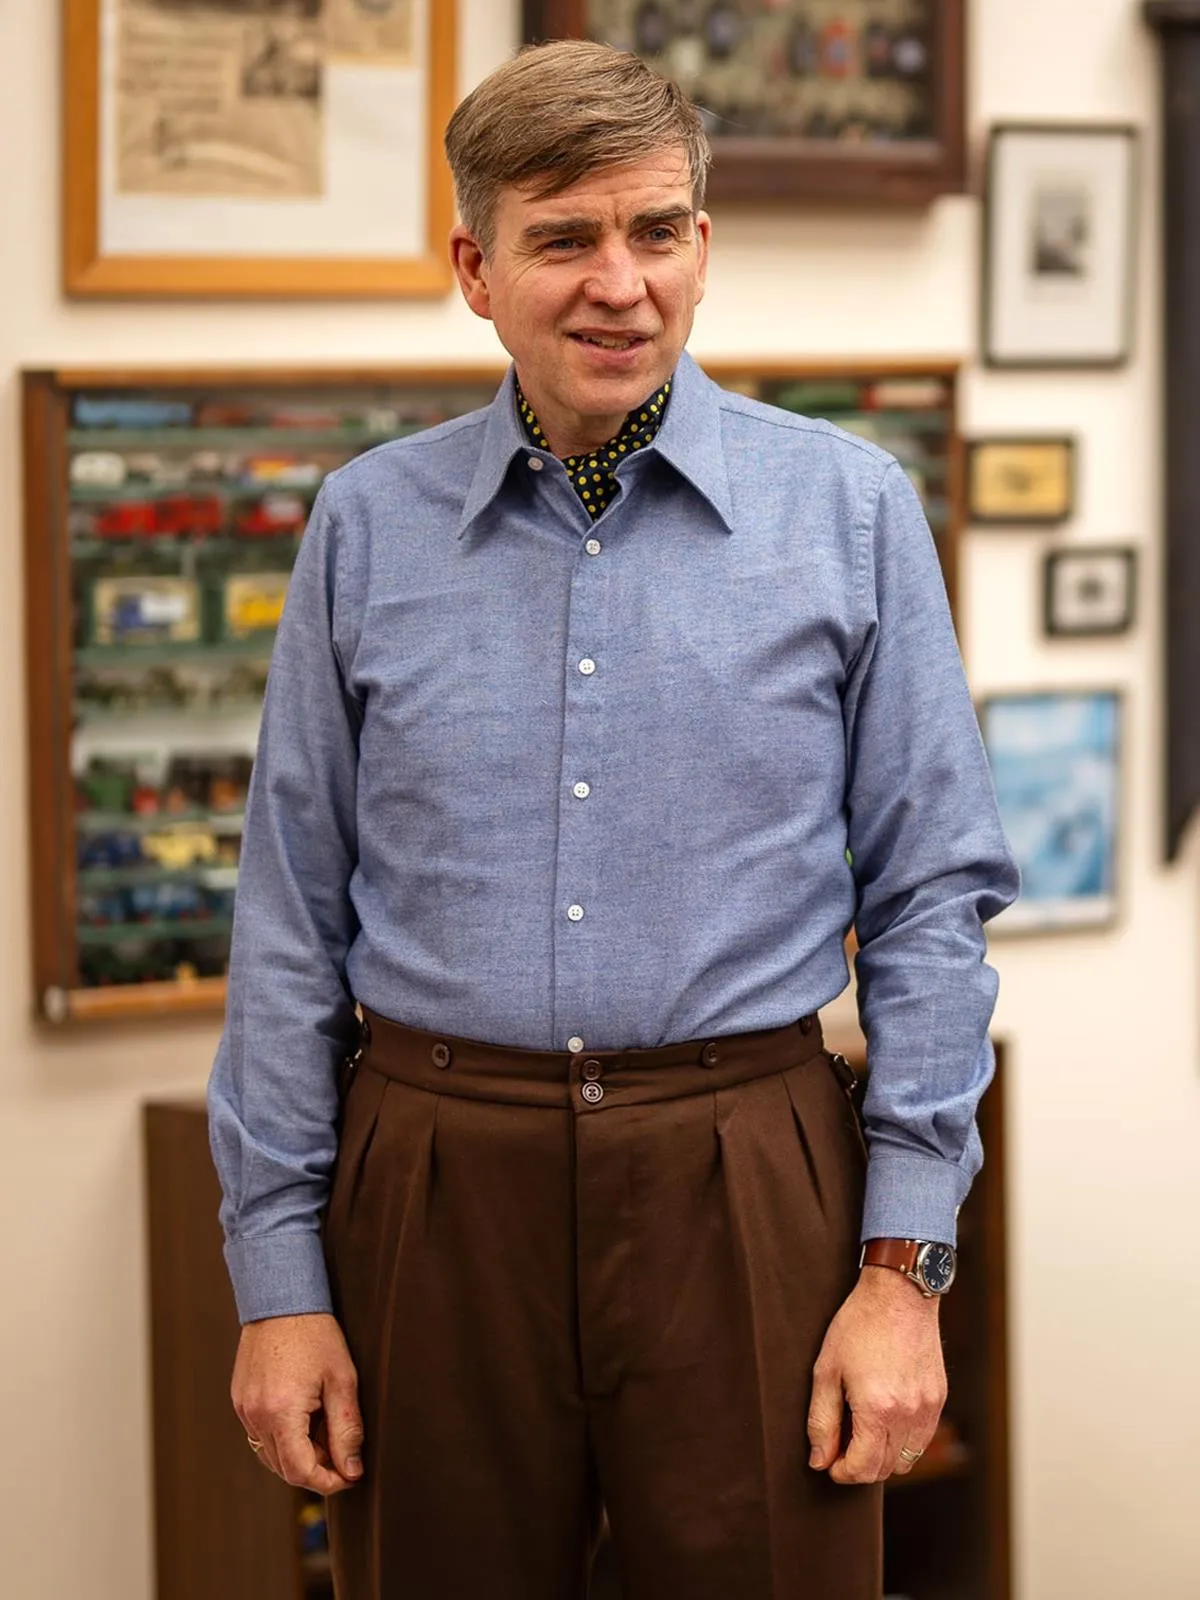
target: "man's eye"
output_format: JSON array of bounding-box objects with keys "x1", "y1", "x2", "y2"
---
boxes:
[
  {"x1": 544, "y1": 238, "x2": 581, "y2": 251},
  {"x1": 644, "y1": 227, "x2": 677, "y2": 243}
]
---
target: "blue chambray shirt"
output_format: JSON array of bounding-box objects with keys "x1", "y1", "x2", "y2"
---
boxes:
[{"x1": 208, "y1": 351, "x2": 1019, "y2": 1324}]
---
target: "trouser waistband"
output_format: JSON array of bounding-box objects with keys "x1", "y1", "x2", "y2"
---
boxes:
[{"x1": 355, "y1": 1006, "x2": 827, "y2": 1111}]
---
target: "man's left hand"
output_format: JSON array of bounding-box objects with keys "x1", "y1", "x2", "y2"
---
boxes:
[{"x1": 806, "y1": 1265, "x2": 948, "y2": 1485}]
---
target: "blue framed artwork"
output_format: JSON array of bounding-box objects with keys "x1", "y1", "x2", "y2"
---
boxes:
[{"x1": 980, "y1": 689, "x2": 1122, "y2": 933}]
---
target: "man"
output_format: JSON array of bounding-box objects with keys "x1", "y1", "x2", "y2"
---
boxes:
[{"x1": 208, "y1": 39, "x2": 1019, "y2": 1600}]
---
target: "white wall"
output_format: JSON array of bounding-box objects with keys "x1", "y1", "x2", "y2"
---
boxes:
[{"x1": 1, "y1": 2, "x2": 1196, "y2": 1597}]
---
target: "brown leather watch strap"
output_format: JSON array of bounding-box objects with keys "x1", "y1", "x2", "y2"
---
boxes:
[{"x1": 861, "y1": 1238, "x2": 922, "y2": 1274}]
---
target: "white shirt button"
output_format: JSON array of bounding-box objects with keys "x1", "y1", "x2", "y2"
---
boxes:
[
  {"x1": 567, "y1": 1035, "x2": 585, "y2": 1053},
  {"x1": 585, "y1": 538, "x2": 602, "y2": 556},
  {"x1": 572, "y1": 781, "x2": 591, "y2": 799},
  {"x1": 578, "y1": 658, "x2": 596, "y2": 675},
  {"x1": 527, "y1": 456, "x2": 543, "y2": 471},
  {"x1": 567, "y1": 903, "x2": 585, "y2": 922}
]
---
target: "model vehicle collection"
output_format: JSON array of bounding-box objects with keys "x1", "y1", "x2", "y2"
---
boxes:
[{"x1": 58, "y1": 374, "x2": 952, "y2": 1001}]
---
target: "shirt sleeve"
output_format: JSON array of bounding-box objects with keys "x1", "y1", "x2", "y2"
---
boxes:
[
  {"x1": 206, "y1": 479, "x2": 363, "y2": 1324},
  {"x1": 843, "y1": 461, "x2": 1020, "y2": 1248}
]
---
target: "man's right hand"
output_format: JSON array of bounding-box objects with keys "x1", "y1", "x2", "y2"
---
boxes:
[{"x1": 232, "y1": 1311, "x2": 364, "y2": 1494}]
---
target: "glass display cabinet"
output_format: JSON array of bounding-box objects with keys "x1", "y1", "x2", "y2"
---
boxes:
[
  {"x1": 23, "y1": 360, "x2": 961, "y2": 1022},
  {"x1": 524, "y1": 0, "x2": 967, "y2": 203}
]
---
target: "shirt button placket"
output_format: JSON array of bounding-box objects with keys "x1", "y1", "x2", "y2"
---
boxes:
[{"x1": 554, "y1": 507, "x2": 611, "y2": 1054}]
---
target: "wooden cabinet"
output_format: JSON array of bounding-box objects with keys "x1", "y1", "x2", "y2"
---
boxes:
[
  {"x1": 143, "y1": 1045, "x2": 1008, "y2": 1600},
  {"x1": 25, "y1": 361, "x2": 962, "y2": 1026}
]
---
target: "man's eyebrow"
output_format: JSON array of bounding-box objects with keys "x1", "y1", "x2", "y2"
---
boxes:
[
  {"x1": 627, "y1": 204, "x2": 696, "y2": 232},
  {"x1": 520, "y1": 215, "x2": 601, "y2": 242},
  {"x1": 519, "y1": 204, "x2": 696, "y2": 243}
]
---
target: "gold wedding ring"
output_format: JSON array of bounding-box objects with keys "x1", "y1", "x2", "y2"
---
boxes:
[
  {"x1": 899, "y1": 1445, "x2": 924, "y2": 1465},
  {"x1": 247, "y1": 1436, "x2": 265, "y2": 1453}
]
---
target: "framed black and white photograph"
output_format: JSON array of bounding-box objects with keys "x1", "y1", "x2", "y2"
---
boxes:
[
  {"x1": 980, "y1": 688, "x2": 1122, "y2": 934},
  {"x1": 982, "y1": 123, "x2": 1140, "y2": 368},
  {"x1": 1043, "y1": 546, "x2": 1137, "y2": 638}
]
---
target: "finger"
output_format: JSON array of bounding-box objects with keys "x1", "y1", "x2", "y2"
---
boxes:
[
  {"x1": 806, "y1": 1363, "x2": 844, "y2": 1471},
  {"x1": 890, "y1": 1415, "x2": 939, "y2": 1479},
  {"x1": 275, "y1": 1413, "x2": 349, "y2": 1494},
  {"x1": 236, "y1": 1405, "x2": 283, "y2": 1479},
  {"x1": 829, "y1": 1407, "x2": 889, "y2": 1485},
  {"x1": 251, "y1": 1434, "x2": 285, "y2": 1479},
  {"x1": 324, "y1": 1374, "x2": 365, "y2": 1482}
]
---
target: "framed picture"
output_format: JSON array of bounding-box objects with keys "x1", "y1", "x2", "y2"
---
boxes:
[
  {"x1": 62, "y1": 0, "x2": 457, "y2": 298},
  {"x1": 980, "y1": 689, "x2": 1122, "y2": 934},
  {"x1": 967, "y1": 437, "x2": 1075, "y2": 526},
  {"x1": 982, "y1": 123, "x2": 1140, "y2": 368},
  {"x1": 523, "y1": 1, "x2": 967, "y2": 205},
  {"x1": 1043, "y1": 547, "x2": 1137, "y2": 638}
]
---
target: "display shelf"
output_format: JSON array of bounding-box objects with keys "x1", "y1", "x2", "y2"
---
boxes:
[
  {"x1": 76, "y1": 809, "x2": 244, "y2": 834},
  {"x1": 77, "y1": 916, "x2": 234, "y2": 946},
  {"x1": 60, "y1": 974, "x2": 228, "y2": 1021},
  {"x1": 26, "y1": 361, "x2": 963, "y2": 1021},
  {"x1": 75, "y1": 698, "x2": 264, "y2": 726},
  {"x1": 76, "y1": 640, "x2": 275, "y2": 669},
  {"x1": 68, "y1": 425, "x2": 408, "y2": 451},
  {"x1": 79, "y1": 864, "x2": 238, "y2": 889}
]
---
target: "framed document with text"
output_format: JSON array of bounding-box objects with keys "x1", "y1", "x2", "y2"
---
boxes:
[{"x1": 63, "y1": 0, "x2": 456, "y2": 298}]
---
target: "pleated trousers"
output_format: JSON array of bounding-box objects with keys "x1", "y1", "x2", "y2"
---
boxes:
[{"x1": 324, "y1": 1006, "x2": 882, "y2": 1600}]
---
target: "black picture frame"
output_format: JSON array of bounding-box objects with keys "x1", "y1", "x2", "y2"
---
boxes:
[
  {"x1": 1043, "y1": 546, "x2": 1138, "y2": 638},
  {"x1": 966, "y1": 435, "x2": 1076, "y2": 526},
  {"x1": 981, "y1": 122, "x2": 1140, "y2": 370}
]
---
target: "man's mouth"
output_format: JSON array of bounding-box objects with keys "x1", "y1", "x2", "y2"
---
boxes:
[{"x1": 571, "y1": 333, "x2": 648, "y2": 351}]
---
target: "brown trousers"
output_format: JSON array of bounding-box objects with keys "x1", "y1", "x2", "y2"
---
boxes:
[{"x1": 324, "y1": 1008, "x2": 882, "y2": 1600}]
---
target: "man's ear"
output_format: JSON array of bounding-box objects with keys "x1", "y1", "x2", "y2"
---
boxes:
[
  {"x1": 450, "y1": 225, "x2": 493, "y2": 321},
  {"x1": 693, "y1": 209, "x2": 712, "y2": 306}
]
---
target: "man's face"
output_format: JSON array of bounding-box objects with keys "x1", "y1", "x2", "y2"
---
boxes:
[{"x1": 450, "y1": 147, "x2": 711, "y2": 455}]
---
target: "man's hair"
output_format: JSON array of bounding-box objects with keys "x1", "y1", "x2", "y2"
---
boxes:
[{"x1": 444, "y1": 40, "x2": 711, "y2": 256}]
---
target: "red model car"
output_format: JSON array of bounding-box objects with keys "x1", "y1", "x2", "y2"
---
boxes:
[
  {"x1": 95, "y1": 501, "x2": 158, "y2": 539},
  {"x1": 234, "y1": 493, "x2": 309, "y2": 538},
  {"x1": 155, "y1": 495, "x2": 224, "y2": 537},
  {"x1": 93, "y1": 495, "x2": 224, "y2": 540}
]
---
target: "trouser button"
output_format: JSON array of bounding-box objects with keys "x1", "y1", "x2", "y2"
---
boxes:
[
  {"x1": 581, "y1": 1081, "x2": 604, "y2": 1104},
  {"x1": 582, "y1": 1059, "x2": 602, "y2": 1081}
]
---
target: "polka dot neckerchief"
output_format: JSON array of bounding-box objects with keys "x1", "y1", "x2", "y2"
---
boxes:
[{"x1": 516, "y1": 379, "x2": 671, "y2": 518}]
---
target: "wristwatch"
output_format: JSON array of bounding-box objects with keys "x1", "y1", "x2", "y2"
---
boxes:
[{"x1": 860, "y1": 1238, "x2": 957, "y2": 1298}]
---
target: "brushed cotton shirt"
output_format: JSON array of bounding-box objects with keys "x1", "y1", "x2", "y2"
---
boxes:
[{"x1": 208, "y1": 350, "x2": 1019, "y2": 1325}]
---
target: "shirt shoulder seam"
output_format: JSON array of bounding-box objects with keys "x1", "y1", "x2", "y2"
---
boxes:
[
  {"x1": 326, "y1": 410, "x2": 491, "y2": 486},
  {"x1": 713, "y1": 393, "x2": 892, "y2": 462}
]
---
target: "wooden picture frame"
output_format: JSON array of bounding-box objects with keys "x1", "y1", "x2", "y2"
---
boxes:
[
  {"x1": 62, "y1": 0, "x2": 457, "y2": 298},
  {"x1": 966, "y1": 436, "x2": 1075, "y2": 526},
  {"x1": 1043, "y1": 546, "x2": 1137, "y2": 638},
  {"x1": 982, "y1": 122, "x2": 1140, "y2": 369},
  {"x1": 522, "y1": 1, "x2": 966, "y2": 205}
]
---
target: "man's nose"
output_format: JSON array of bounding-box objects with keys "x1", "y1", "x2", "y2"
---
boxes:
[{"x1": 583, "y1": 244, "x2": 646, "y2": 308}]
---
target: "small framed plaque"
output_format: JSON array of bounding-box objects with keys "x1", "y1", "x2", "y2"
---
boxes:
[
  {"x1": 966, "y1": 437, "x2": 1075, "y2": 526},
  {"x1": 523, "y1": 0, "x2": 967, "y2": 204}
]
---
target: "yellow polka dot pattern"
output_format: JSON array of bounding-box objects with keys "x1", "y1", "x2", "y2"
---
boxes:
[{"x1": 517, "y1": 380, "x2": 671, "y2": 518}]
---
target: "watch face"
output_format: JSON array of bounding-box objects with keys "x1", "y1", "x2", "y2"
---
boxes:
[{"x1": 918, "y1": 1242, "x2": 957, "y2": 1294}]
